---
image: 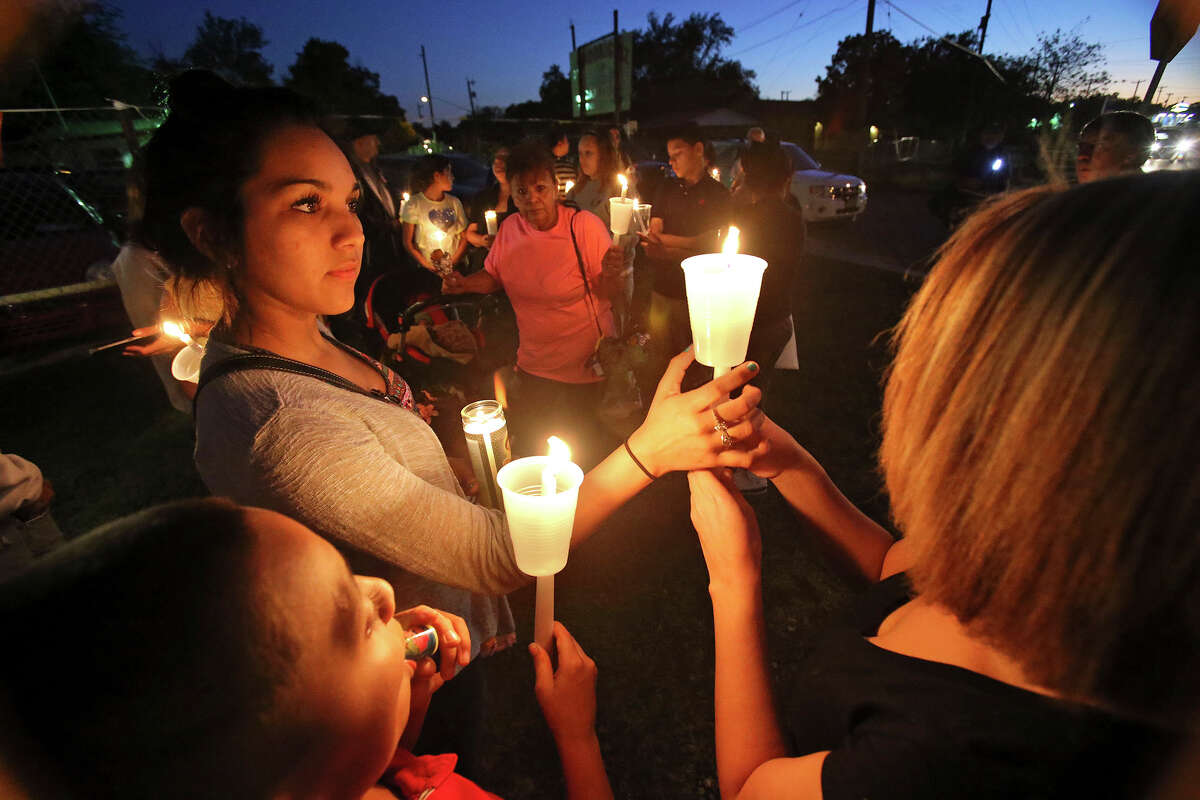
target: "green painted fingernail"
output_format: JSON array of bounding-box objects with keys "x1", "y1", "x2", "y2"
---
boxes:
[{"x1": 747, "y1": 362, "x2": 759, "y2": 372}]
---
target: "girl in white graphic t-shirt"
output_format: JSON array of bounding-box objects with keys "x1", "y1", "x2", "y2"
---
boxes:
[{"x1": 400, "y1": 155, "x2": 467, "y2": 276}]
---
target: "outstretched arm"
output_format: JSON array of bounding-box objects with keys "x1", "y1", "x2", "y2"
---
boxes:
[
  {"x1": 750, "y1": 418, "x2": 900, "y2": 581},
  {"x1": 688, "y1": 469, "x2": 830, "y2": 800},
  {"x1": 569, "y1": 351, "x2": 769, "y2": 547}
]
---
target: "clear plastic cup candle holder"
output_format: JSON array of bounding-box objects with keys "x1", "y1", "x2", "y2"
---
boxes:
[
  {"x1": 496, "y1": 456, "x2": 584, "y2": 577},
  {"x1": 461, "y1": 400, "x2": 509, "y2": 509}
]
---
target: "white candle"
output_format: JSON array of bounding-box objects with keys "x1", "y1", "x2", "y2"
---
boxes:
[
  {"x1": 461, "y1": 400, "x2": 508, "y2": 508},
  {"x1": 484, "y1": 209, "x2": 498, "y2": 236},
  {"x1": 609, "y1": 196, "x2": 635, "y2": 236},
  {"x1": 617, "y1": 172, "x2": 628, "y2": 199},
  {"x1": 681, "y1": 226, "x2": 767, "y2": 379},
  {"x1": 497, "y1": 438, "x2": 582, "y2": 650}
]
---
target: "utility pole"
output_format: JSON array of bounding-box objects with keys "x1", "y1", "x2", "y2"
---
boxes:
[
  {"x1": 977, "y1": 0, "x2": 993, "y2": 53},
  {"x1": 613, "y1": 9, "x2": 621, "y2": 126},
  {"x1": 858, "y1": 0, "x2": 875, "y2": 129},
  {"x1": 466, "y1": 78, "x2": 478, "y2": 117},
  {"x1": 857, "y1": 0, "x2": 876, "y2": 171},
  {"x1": 420, "y1": 45, "x2": 437, "y2": 140},
  {"x1": 1133, "y1": 79, "x2": 1142, "y2": 100}
]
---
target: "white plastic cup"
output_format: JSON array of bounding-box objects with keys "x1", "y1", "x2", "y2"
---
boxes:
[
  {"x1": 681, "y1": 253, "x2": 768, "y2": 372},
  {"x1": 497, "y1": 456, "x2": 583, "y2": 576},
  {"x1": 609, "y1": 196, "x2": 635, "y2": 235},
  {"x1": 484, "y1": 210, "x2": 498, "y2": 236}
]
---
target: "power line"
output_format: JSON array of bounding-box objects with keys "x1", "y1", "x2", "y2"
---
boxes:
[
  {"x1": 730, "y1": 0, "x2": 863, "y2": 58},
  {"x1": 737, "y1": 0, "x2": 809, "y2": 35},
  {"x1": 882, "y1": 0, "x2": 1005, "y2": 82}
]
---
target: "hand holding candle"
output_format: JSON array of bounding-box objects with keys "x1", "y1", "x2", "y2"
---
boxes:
[{"x1": 497, "y1": 436, "x2": 582, "y2": 650}]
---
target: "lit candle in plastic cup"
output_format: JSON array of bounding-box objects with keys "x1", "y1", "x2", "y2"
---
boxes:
[
  {"x1": 632, "y1": 200, "x2": 652, "y2": 235},
  {"x1": 609, "y1": 196, "x2": 635, "y2": 235},
  {"x1": 162, "y1": 320, "x2": 205, "y2": 383},
  {"x1": 484, "y1": 209, "x2": 498, "y2": 236},
  {"x1": 681, "y1": 226, "x2": 767, "y2": 380},
  {"x1": 497, "y1": 437, "x2": 582, "y2": 649},
  {"x1": 461, "y1": 400, "x2": 509, "y2": 509}
]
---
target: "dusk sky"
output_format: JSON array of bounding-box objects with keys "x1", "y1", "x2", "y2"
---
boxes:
[{"x1": 110, "y1": 0, "x2": 1200, "y2": 121}]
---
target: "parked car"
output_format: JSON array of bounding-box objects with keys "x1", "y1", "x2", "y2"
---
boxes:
[
  {"x1": 0, "y1": 170, "x2": 124, "y2": 354},
  {"x1": 711, "y1": 139, "x2": 868, "y2": 222}
]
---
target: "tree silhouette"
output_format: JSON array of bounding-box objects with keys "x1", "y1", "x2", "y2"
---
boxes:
[
  {"x1": 3, "y1": 1, "x2": 153, "y2": 106},
  {"x1": 178, "y1": 11, "x2": 274, "y2": 86},
  {"x1": 631, "y1": 12, "x2": 757, "y2": 114},
  {"x1": 284, "y1": 38, "x2": 404, "y2": 118},
  {"x1": 1028, "y1": 29, "x2": 1110, "y2": 102},
  {"x1": 539, "y1": 64, "x2": 571, "y2": 118}
]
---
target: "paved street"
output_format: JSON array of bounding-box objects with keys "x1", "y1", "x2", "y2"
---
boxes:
[{"x1": 806, "y1": 186, "x2": 948, "y2": 277}]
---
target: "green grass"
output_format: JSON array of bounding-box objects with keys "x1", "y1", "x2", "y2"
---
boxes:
[{"x1": 0, "y1": 254, "x2": 918, "y2": 799}]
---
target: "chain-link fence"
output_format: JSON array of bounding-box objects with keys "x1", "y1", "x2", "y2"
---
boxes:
[{"x1": 1, "y1": 105, "x2": 163, "y2": 351}]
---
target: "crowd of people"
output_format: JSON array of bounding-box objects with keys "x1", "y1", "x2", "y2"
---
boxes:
[{"x1": 1, "y1": 68, "x2": 1196, "y2": 800}]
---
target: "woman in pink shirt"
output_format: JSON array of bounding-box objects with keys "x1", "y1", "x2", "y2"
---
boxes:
[{"x1": 444, "y1": 141, "x2": 626, "y2": 464}]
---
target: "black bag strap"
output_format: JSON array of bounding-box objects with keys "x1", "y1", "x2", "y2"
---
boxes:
[
  {"x1": 194, "y1": 352, "x2": 388, "y2": 413},
  {"x1": 567, "y1": 209, "x2": 606, "y2": 340}
]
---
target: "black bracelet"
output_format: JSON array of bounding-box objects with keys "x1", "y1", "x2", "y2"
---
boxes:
[{"x1": 623, "y1": 438, "x2": 656, "y2": 481}]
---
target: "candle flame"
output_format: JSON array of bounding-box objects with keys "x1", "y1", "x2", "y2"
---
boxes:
[
  {"x1": 161, "y1": 320, "x2": 193, "y2": 345},
  {"x1": 432, "y1": 229, "x2": 445, "y2": 242},
  {"x1": 711, "y1": 167, "x2": 720, "y2": 181},
  {"x1": 484, "y1": 210, "x2": 497, "y2": 220},
  {"x1": 546, "y1": 436, "x2": 570, "y2": 464},
  {"x1": 617, "y1": 173, "x2": 628, "y2": 198},
  {"x1": 402, "y1": 191, "x2": 411, "y2": 203},
  {"x1": 633, "y1": 198, "x2": 640, "y2": 210},
  {"x1": 721, "y1": 226, "x2": 740, "y2": 256},
  {"x1": 564, "y1": 180, "x2": 575, "y2": 194}
]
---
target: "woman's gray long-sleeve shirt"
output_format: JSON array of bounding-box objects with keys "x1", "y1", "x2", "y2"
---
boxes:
[{"x1": 194, "y1": 340, "x2": 520, "y2": 658}]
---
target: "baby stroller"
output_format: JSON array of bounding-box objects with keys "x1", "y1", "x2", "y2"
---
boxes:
[{"x1": 362, "y1": 272, "x2": 513, "y2": 400}]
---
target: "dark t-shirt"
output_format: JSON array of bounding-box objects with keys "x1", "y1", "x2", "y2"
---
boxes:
[
  {"x1": 787, "y1": 574, "x2": 1178, "y2": 800},
  {"x1": 731, "y1": 196, "x2": 804, "y2": 327},
  {"x1": 648, "y1": 175, "x2": 732, "y2": 298},
  {"x1": 467, "y1": 182, "x2": 517, "y2": 229}
]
